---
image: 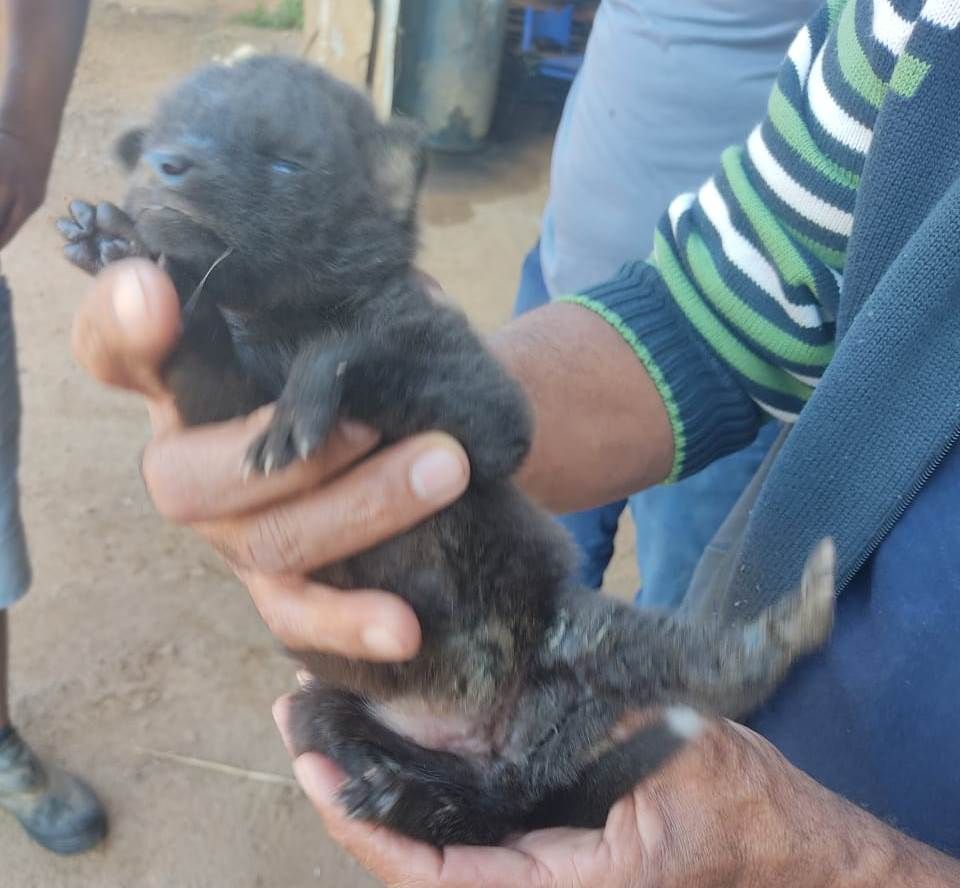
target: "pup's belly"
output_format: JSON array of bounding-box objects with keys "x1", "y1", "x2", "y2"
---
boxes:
[{"x1": 371, "y1": 696, "x2": 500, "y2": 759}]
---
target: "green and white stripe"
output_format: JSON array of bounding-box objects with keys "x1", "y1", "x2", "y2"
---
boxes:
[
  {"x1": 921, "y1": 0, "x2": 960, "y2": 29},
  {"x1": 645, "y1": 0, "x2": 951, "y2": 423},
  {"x1": 873, "y1": 0, "x2": 915, "y2": 52}
]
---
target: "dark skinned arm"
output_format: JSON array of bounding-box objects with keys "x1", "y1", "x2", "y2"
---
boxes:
[
  {"x1": 0, "y1": 0, "x2": 90, "y2": 247},
  {"x1": 491, "y1": 301, "x2": 675, "y2": 512}
]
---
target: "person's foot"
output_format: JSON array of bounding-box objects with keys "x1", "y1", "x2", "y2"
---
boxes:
[{"x1": 0, "y1": 727, "x2": 107, "y2": 854}]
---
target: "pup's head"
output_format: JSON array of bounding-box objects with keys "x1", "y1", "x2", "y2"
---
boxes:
[{"x1": 118, "y1": 55, "x2": 425, "y2": 299}]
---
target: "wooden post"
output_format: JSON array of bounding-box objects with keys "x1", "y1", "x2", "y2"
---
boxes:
[{"x1": 301, "y1": 0, "x2": 376, "y2": 90}]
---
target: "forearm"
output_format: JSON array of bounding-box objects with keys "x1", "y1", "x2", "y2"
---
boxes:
[
  {"x1": 490, "y1": 301, "x2": 674, "y2": 512},
  {"x1": 882, "y1": 830, "x2": 960, "y2": 887},
  {"x1": 0, "y1": 0, "x2": 90, "y2": 158},
  {"x1": 777, "y1": 772, "x2": 960, "y2": 888},
  {"x1": 641, "y1": 722, "x2": 960, "y2": 888},
  {"x1": 666, "y1": 723, "x2": 960, "y2": 888}
]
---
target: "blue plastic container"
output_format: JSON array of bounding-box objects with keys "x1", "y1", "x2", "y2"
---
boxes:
[{"x1": 393, "y1": 0, "x2": 509, "y2": 153}]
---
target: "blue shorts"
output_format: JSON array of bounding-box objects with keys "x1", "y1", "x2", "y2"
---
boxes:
[{"x1": 0, "y1": 276, "x2": 31, "y2": 608}]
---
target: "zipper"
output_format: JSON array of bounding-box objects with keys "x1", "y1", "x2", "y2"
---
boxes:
[{"x1": 838, "y1": 423, "x2": 960, "y2": 591}]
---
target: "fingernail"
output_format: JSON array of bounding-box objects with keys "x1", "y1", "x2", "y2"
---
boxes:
[
  {"x1": 113, "y1": 268, "x2": 148, "y2": 333},
  {"x1": 361, "y1": 625, "x2": 408, "y2": 660},
  {"x1": 409, "y1": 448, "x2": 466, "y2": 501}
]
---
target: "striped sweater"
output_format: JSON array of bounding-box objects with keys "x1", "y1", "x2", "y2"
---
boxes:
[{"x1": 566, "y1": 0, "x2": 960, "y2": 485}]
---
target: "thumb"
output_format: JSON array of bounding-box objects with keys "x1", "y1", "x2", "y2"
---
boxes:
[{"x1": 72, "y1": 259, "x2": 182, "y2": 428}]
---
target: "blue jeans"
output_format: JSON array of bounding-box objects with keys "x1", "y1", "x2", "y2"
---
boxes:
[
  {"x1": 0, "y1": 276, "x2": 30, "y2": 608},
  {"x1": 515, "y1": 245, "x2": 776, "y2": 606}
]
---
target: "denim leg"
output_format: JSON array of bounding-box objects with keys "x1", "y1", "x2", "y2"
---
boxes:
[
  {"x1": 631, "y1": 422, "x2": 780, "y2": 609},
  {"x1": 0, "y1": 277, "x2": 31, "y2": 608},
  {"x1": 512, "y1": 244, "x2": 552, "y2": 318},
  {"x1": 555, "y1": 501, "x2": 627, "y2": 589}
]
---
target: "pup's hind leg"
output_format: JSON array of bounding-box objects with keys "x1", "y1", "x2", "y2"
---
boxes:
[
  {"x1": 512, "y1": 541, "x2": 836, "y2": 830},
  {"x1": 291, "y1": 681, "x2": 698, "y2": 842},
  {"x1": 521, "y1": 706, "x2": 701, "y2": 830},
  {"x1": 288, "y1": 687, "x2": 527, "y2": 847},
  {"x1": 552, "y1": 538, "x2": 836, "y2": 719}
]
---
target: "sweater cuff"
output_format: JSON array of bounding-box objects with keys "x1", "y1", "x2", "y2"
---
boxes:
[{"x1": 559, "y1": 261, "x2": 761, "y2": 482}]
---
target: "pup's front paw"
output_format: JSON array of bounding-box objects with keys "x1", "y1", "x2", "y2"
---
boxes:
[
  {"x1": 244, "y1": 361, "x2": 345, "y2": 475},
  {"x1": 56, "y1": 200, "x2": 150, "y2": 275}
]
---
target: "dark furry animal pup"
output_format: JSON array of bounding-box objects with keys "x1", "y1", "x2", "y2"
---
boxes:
[{"x1": 58, "y1": 55, "x2": 835, "y2": 846}]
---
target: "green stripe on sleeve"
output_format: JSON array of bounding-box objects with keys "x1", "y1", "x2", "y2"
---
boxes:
[
  {"x1": 721, "y1": 146, "x2": 833, "y2": 300},
  {"x1": 655, "y1": 231, "x2": 814, "y2": 403},
  {"x1": 767, "y1": 85, "x2": 861, "y2": 190},
  {"x1": 836, "y1": 0, "x2": 888, "y2": 108},
  {"x1": 889, "y1": 52, "x2": 931, "y2": 98},
  {"x1": 826, "y1": 0, "x2": 849, "y2": 29},
  {"x1": 783, "y1": 223, "x2": 846, "y2": 270},
  {"x1": 684, "y1": 230, "x2": 835, "y2": 369}
]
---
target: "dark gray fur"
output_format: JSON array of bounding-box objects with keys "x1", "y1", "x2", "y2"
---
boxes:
[{"x1": 57, "y1": 56, "x2": 835, "y2": 846}]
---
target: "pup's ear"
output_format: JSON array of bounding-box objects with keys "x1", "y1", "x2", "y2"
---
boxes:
[
  {"x1": 113, "y1": 127, "x2": 148, "y2": 171},
  {"x1": 371, "y1": 116, "x2": 427, "y2": 222}
]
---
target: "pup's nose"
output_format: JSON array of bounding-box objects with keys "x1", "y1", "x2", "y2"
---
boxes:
[{"x1": 145, "y1": 150, "x2": 194, "y2": 183}]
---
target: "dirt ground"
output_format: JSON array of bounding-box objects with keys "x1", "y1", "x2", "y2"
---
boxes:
[{"x1": 1, "y1": 2, "x2": 637, "y2": 885}]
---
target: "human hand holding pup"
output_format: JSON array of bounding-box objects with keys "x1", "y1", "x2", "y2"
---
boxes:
[{"x1": 72, "y1": 260, "x2": 959, "y2": 888}]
